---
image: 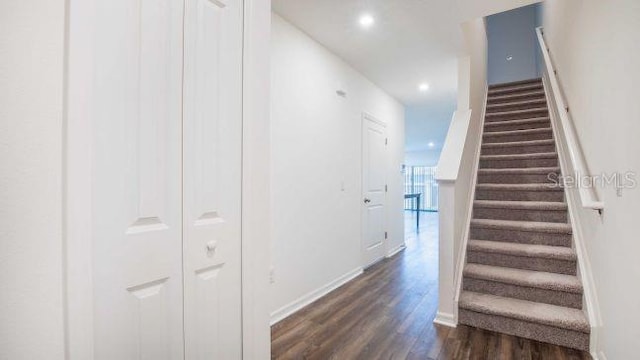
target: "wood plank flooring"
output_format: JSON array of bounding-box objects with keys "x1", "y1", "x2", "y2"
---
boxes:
[{"x1": 271, "y1": 212, "x2": 592, "y2": 360}]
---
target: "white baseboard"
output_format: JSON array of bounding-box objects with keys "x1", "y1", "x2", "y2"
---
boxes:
[
  {"x1": 592, "y1": 351, "x2": 607, "y2": 360},
  {"x1": 270, "y1": 267, "x2": 364, "y2": 325},
  {"x1": 386, "y1": 243, "x2": 406, "y2": 258},
  {"x1": 433, "y1": 311, "x2": 457, "y2": 328}
]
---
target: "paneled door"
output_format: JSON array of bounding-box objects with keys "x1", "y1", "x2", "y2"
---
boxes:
[
  {"x1": 361, "y1": 114, "x2": 388, "y2": 267},
  {"x1": 89, "y1": 0, "x2": 244, "y2": 358},
  {"x1": 182, "y1": 0, "x2": 244, "y2": 358},
  {"x1": 91, "y1": 0, "x2": 185, "y2": 359}
]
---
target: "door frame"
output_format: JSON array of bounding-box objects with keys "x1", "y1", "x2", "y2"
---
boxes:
[
  {"x1": 63, "y1": 0, "x2": 271, "y2": 358},
  {"x1": 360, "y1": 112, "x2": 388, "y2": 268}
]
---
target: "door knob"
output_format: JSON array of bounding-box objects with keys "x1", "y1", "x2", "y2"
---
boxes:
[
  {"x1": 364, "y1": 198, "x2": 371, "y2": 204},
  {"x1": 206, "y1": 240, "x2": 217, "y2": 254}
]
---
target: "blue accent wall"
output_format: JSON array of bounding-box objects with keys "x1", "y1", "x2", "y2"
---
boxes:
[{"x1": 486, "y1": 3, "x2": 542, "y2": 85}]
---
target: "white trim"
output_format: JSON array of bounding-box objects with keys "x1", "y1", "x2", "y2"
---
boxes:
[
  {"x1": 241, "y1": 0, "x2": 272, "y2": 358},
  {"x1": 433, "y1": 311, "x2": 457, "y2": 328},
  {"x1": 452, "y1": 86, "x2": 488, "y2": 322},
  {"x1": 435, "y1": 109, "x2": 472, "y2": 182},
  {"x1": 65, "y1": 0, "x2": 95, "y2": 358},
  {"x1": 270, "y1": 267, "x2": 364, "y2": 325},
  {"x1": 542, "y1": 76, "x2": 602, "y2": 359},
  {"x1": 362, "y1": 111, "x2": 387, "y2": 127},
  {"x1": 386, "y1": 244, "x2": 406, "y2": 258}
]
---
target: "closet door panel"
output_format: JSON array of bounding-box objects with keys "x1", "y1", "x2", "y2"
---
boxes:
[
  {"x1": 91, "y1": 0, "x2": 184, "y2": 359},
  {"x1": 182, "y1": 0, "x2": 244, "y2": 358}
]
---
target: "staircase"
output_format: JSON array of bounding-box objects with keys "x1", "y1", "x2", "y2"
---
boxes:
[{"x1": 458, "y1": 78, "x2": 590, "y2": 351}]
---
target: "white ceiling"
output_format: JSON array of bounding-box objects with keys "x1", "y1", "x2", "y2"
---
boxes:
[
  {"x1": 272, "y1": 0, "x2": 540, "y2": 158},
  {"x1": 272, "y1": 0, "x2": 539, "y2": 106}
]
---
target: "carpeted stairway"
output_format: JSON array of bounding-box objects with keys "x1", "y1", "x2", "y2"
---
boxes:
[{"x1": 458, "y1": 78, "x2": 590, "y2": 351}]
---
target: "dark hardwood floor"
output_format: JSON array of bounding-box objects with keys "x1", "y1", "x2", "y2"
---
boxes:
[{"x1": 271, "y1": 212, "x2": 592, "y2": 360}]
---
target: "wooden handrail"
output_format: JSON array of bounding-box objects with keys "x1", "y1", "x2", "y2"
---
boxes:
[{"x1": 536, "y1": 27, "x2": 604, "y2": 212}]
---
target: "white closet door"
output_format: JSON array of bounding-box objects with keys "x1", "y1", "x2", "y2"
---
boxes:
[
  {"x1": 182, "y1": 0, "x2": 244, "y2": 358},
  {"x1": 91, "y1": 0, "x2": 184, "y2": 359}
]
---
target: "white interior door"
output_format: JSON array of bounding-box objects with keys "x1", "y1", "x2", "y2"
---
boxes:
[
  {"x1": 362, "y1": 115, "x2": 388, "y2": 267},
  {"x1": 91, "y1": 0, "x2": 184, "y2": 359},
  {"x1": 182, "y1": 0, "x2": 243, "y2": 358}
]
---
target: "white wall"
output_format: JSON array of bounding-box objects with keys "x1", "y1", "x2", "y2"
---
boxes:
[
  {"x1": 270, "y1": 14, "x2": 405, "y2": 320},
  {"x1": 435, "y1": 17, "x2": 487, "y2": 326},
  {"x1": 486, "y1": 4, "x2": 540, "y2": 85},
  {"x1": 543, "y1": 1, "x2": 640, "y2": 358},
  {"x1": 455, "y1": 17, "x2": 488, "y2": 260},
  {"x1": 0, "y1": 1, "x2": 66, "y2": 359}
]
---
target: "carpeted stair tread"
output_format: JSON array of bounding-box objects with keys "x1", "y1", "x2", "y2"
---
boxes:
[
  {"x1": 483, "y1": 128, "x2": 552, "y2": 138},
  {"x1": 461, "y1": 78, "x2": 588, "y2": 348},
  {"x1": 488, "y1": 91, "x2": 545, "y2": 103},
  {"x1": 477, "y1": 166, "x2": 559, "y2": 175},
  {"x1": 470, "y1": 218, "x2": 572, "y2": 234},
  {"x1": 474, "y1": 200, "x2": 567, "y2": 211},
  {"x1": 489, "y1": 78, "x2": 542, "y2": 89},
  {"x1": 486, "y1": 107, "x2": 549, "y2": 118},
  {"x1": 482, "y1": 139, "x2": 554, "y2": 148},
  {"x1": 459, "y1": 291, "x2": 590, "y2": 333},
  {"x1": 480, "y1": 152, "x2": 557, "y2": 161},
  {"x1": 489, "y1": 83, "x2": 543, "y2": 95},
  {"x1": 487, "y1": 99, "x2": 547, "y2": 111},
  {"x1": 464, "y1": 264, "x2": 582, "y2": 293},
  {"x1": 467, "y1": 240, "x2": 576, "y2": 261},
  {"x1": 476, "y1": 183, "x2": 563, "y2": 192},
  {"x1": 484, "y1": 117, "x2": 550, "y2": 129}
]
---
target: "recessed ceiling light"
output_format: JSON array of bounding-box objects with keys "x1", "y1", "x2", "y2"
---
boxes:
[
  {"x1": 419, "y1": 83, "x2": 430, "y2": 92},
  {"x1": 428, "y1": 142, "x2": 435, "y2": 148},
  {"x1": 359, "y1": 14, "x2": 374, "y2": 28},
  {"x1": 506, "y1": 55, "x2": 513, "y2": 61}
]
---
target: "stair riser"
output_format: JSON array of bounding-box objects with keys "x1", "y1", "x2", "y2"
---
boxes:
[
  {"x1": 467, "y1": 251, "x2": 577, "y2": 275},
  {"x1": 481, "y1": 143, "x2": 556, "y2": 155},
  {"x1": 475, "y1": 189, "x2": 565, "y2": 202},
  {"x1": 483, "y1": 131, "x2": 553, "y2": 143},
  {"x1": 487, "y1": 101, "x2": 547, "y2": 112},
  {"x1": 463, "y1": 278, "x2": 582, "y2": 309},
  {"x1": 470, "y1": 227, "x2": 572, "y2": 247},
  {"x1": 486, "y1": 109, "x2": 549, "y2": 122},
  {"x1": 485, "y1": 120, "x2": 550, "y2": 132},
  {"x1": 480, "y1": 157, "x2": 558, "y2": 169},
  {"x1": 458, "y1": 310, "x2": 590, "y2": 351},
  {"x1": 489, "y1": 85, "x2": 544, "y2": 96},
  {"x1": 477, "y1": 173, "x2": 558, "y2": 184},
  {"x1": 473, "y1": 208, "x2": 568, "y2": 223}
]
